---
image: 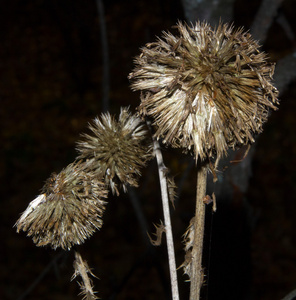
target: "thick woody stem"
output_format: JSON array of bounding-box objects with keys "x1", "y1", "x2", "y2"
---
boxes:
[
  {"x1": 153, "y1": 138, "x2": 180, "y2": 300},
  {"x1": 190, "y1": 165, "x2": 207, "y2": 300}
]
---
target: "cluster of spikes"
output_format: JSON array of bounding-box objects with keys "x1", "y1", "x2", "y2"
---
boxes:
[
  {"x1": 129, "y1": 21, "x2": 279, "y2": 165},
  {"x1": 16, "y1": 107, "x2": 152, "y2": 250},
  {"x1": 15, "y1": 161, "x2": 108, "y2": 250},
  {"x1": 76, "y1": 108, "x2": 151, "y2": 195}
]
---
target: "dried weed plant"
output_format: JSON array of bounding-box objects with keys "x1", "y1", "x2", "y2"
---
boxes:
[
  {"x1": 130, "y1": 21, "x2": 279, "y2": 300},
  {"x1": 16, "y1": 108, "x2": 152, "y2": 298},
  {"x1": 16, "y1": 20, "x2": 279, "y2": 300}
]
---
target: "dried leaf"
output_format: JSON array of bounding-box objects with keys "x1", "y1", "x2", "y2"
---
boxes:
[
  {"x1": 167, "y1": 175, "x2": 177, "y2": 209},
  {"x1": 147, "y1": 220, "x2": 166, "y2": 246},
  {"x1": 181, "y1": 217, "x2": 195, "y2": 279},
  {"x1": 202, "y1": 195, "x2": 213, "y2": 205}
]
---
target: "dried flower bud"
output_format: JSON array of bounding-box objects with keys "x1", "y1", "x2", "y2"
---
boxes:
[
  {"x1": 129, "y1": 21, "x2": 279, "y2": 162},
  {"x1": 15, "y1": 161, "x2": 108, "y2": 250},
  {"x1": 76, "y1": 107, "x2": 152, "y2": 195}
]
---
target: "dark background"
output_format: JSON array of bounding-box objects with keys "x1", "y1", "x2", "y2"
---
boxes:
[{"x1": 1, "y1": 0, "x2": 296, "y2": 299}]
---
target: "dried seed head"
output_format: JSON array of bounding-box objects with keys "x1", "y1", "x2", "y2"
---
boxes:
[
  {"x1": 129, "y1": 21, "x2": 279, "y2": 162},
  {"x1": 76, "y1": 107, "x2": 152, "y2": 195},
  {"x1": 15, "y1": 161, "x2": 108, "y2": 250}
]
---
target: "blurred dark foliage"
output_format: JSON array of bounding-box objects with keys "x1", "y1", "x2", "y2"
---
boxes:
[{"x1": 1, "y1": 0, "x2": 296, "y2": 299}]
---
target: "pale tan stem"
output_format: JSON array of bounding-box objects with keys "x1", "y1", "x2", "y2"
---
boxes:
[
  {"x1": 153, "y1": 139, "x2": 180, "y2": 300},
  {"x1": 189, "y1": 165, "x2": 207, "y2": 300},
  {"x1": 73, "y1": 251, "x2": 98, "y2": 299}
]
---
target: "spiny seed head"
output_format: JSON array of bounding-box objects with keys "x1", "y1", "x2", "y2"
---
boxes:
[
  {"x1": 129, "y1": 21, "x2": 279, "y2": 162},
  {"x1": 15, "y1": 161, "x2": 108, "y2": 250},
  {"x1": 76, "y1": 107, "x2": 152, "y2": 195}
]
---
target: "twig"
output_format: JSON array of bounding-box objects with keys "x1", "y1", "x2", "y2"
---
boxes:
[
  {"x1": 190, "y1": 164, "x2": 207, "y2": 300},
  {"x1": 153, "y1": 138, "x2": 180, "y2": 300},
  {"x1": 281, "y1": 289, "x2": 296, "y2": 300},
  {"x1": 250, "y1": 0, "x2": 284, "y2": 42},
  {"x1": 181, "y1": 0, "x2": 236, "y2": 26},
  {"x1": 276, "y1": 12, "x2": 295, "y2": 42},
  {"x1": 72, "y1": 250, "x2": 98, "y2": 300},
  {"x1": 96, "y1": 0, "x2": 110, "y2": 112}
]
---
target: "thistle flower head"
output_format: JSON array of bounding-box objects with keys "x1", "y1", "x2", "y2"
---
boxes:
[
  {"x1": 76, "y1": 107, "x2": 152, "y2": 195},
  {"x1": 129, "y1": 21, "x2": 279, "y2": 162},
  {"x1": 16, "y1": 161, "x2": 108, "y2": 250}
]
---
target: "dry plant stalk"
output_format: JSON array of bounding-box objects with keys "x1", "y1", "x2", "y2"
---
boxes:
[
  {"x1": 153, "y1": 137, "x2": 180, "y2": 300},
  {"x1": 130, "y1": 21, "x2": 279, "y2": 299},
  {"x1": 190, "y1": 165, "x2": 207, "y2": 299},
  {"x1": 72, "y1": 251, "x2": 98, "y2": 300}
]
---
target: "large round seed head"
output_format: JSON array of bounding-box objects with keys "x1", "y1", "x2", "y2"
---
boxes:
[
  {"x1": 15, "y1": 161, "x2": 108, "y2": 250},
  {"x1": 129, "y1": 21, "x2": 279, "y2": 162}
]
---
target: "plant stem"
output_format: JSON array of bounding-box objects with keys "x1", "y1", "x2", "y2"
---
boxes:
[
  {"x1": 190, "y1": 164, "x2": 207, "y2": 300},
  {"x1": 153, "y1": 139, "x2": 180, "y2": 300},
  {"x1": 73, "y1": 250, "x2": 98, "y2": 299}
]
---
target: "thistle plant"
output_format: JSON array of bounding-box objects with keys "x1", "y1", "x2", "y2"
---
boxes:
[
  {"x1": 16, "y1": 108, "x2": 152, "y2": 299},
  {"x1": 15, "y1": 20, "x2": 280, "y2": 300},
  {"x1": 130, "y1": 21, "x2": 279, "y2": 299}
]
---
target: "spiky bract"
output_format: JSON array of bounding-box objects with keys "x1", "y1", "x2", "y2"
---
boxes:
[
  {"x1": 129, "y1": 21, "x2": 279, "y2": 162},
  {"x1": 16, "y1": 161, "x2": 108, "y2": 250},
  {"x1": 77, "y1": 107, "x2": 151, "y2": 195}
]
